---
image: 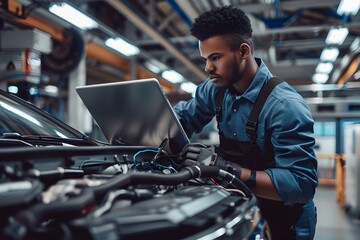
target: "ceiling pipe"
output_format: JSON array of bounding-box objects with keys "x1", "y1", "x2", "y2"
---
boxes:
[
  {"x1": 106, "y1": 0, "x2": 206, "y2": 84},
  {"x1": 234, "y1": 0, "x2": 340, "y2": 14},
  {"x1": 330, "y1": 37, "x2": 360, "y2": 85},
  {"x1": 294, "y1": 82, "x2": 360, "y2": 92},
  {"x1": 136, "y1": 22, "x2": 360, "y2": 46},
  {"x1": 167, "y1": 0, "x2": 192, "y2": 27},
  {"x1": 336, "y1": 52, "x2": 360, "y2": 85},
  {"x1": 173, "y1": 0, "x2": 198, "y2": 22}
]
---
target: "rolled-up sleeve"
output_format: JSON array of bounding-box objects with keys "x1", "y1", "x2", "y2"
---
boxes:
[
  {"x1": 174, "y1": 80, "x2": 217, "y2": 137},
  {"x1": 264, "y1": 97, "x2": 318, "y2": 205}
]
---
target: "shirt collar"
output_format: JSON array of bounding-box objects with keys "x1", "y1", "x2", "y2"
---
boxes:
[{"x1": 240, "y1": 58, "x2": 273, "y2": 103}]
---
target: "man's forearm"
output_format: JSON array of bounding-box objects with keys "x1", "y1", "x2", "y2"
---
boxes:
[{"x1": 240, "y1": 168, "x2": 282, "y2": 201}]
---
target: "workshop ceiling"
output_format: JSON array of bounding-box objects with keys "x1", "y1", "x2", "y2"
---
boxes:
[{"x1": 1, "y1": 0, "x2": 360, "y2": 99}]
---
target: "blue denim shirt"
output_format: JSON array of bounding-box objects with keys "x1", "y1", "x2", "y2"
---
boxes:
[{"x1": 174, "y1": 58, "x2": 318, "y2": 235}]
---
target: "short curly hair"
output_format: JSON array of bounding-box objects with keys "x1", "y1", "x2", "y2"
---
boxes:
[{"x1": 190, "y1": 6, "x2": 253, "y2": 51}]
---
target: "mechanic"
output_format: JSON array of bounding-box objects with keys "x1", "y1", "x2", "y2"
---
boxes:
[{"x1": 174, "y1": 6, "x2": 318, "y2": 240}]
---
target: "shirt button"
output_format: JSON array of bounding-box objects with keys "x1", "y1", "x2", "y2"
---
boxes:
[
  {"x1": 233, "y1": 109, "x2": 237, "y2": 112},
  {"x1": 233, "y1": 132, "x2": 237, "y2": 136}
]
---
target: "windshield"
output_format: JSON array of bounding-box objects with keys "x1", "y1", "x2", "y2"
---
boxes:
[{"x1": 0, "y1": 92, "x2": 81, "y2": 139}]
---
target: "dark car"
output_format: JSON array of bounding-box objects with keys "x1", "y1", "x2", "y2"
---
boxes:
[{"x1": 0, "y1": 89, "x2": 271, "y2": 240}]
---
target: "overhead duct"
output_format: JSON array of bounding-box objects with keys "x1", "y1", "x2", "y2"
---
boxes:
[
  {"x1": 330, "y1": 37, "x2": 360, "y2": 85},
  {"x1": 106, "y1": 0, "x2": 206, "y2": 84},
  {"x1": 306, "y1": 97, "x2": 360, "y2": 119}
]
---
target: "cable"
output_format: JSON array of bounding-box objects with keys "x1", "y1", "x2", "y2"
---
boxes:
[
  {"x1": 133, "y1": 149, "x2": 159, "y2": 165},
  {"x1": 13, "y1": 166, "x2": 253, "y2": 230},
  {"x1": 152, "y1": 138, "x2": 169, "y2": 161},
  {"x1": 225, "y1": 188, "x2": 246, "y2": 197}
]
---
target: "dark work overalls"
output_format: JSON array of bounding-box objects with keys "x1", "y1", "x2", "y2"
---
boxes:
[{"x1": 215, "y1": 77, "x2": 303, "y2": 240}]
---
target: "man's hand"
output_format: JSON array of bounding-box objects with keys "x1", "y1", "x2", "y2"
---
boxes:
[
  {"x1": 180, "y1": 143, "x2": 217, "y2": 165},
  {"x1": 212, "y1": 155, "x2": 242, "y2": 179}
]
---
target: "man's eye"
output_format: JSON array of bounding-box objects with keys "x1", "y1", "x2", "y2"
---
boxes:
[{"x1": 211, "y1": 56, "x2": 220, "y2": 61}]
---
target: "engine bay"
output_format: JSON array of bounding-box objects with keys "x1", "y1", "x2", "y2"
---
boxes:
[{"x1": 0, "y1": 145, "x2": 266, "y2": 240}]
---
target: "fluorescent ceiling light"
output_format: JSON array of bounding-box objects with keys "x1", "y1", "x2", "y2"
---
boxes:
[
  {"x1": 325, "y1": 27, "x2": 349, "y2": 45},
  {"x1": 7, "y1": 86, "x2": 18, "y2": 94},
  {"x1": 144, "y1": 62, "x2": 161, "y2": 73},
  {"x1": 320, "y1": 48, "x2": 339, "y2": 62},
  {"x1": 105, "y1": 38, "x2": 140, "y2": 56},
  {"x1": 49, "y1": 3, "x2": 98, "y2": 30},
  {"x1": 29, "y1": 87, "x2": 38, "y2": 95},
  {"x1": 145, "y1": 59, "x2": 167, "y2": 73},
  {"x1": 312, "y1": 73, "x2": 329, "y2": 84},
  {"x1": 337, "y1": 0, "x2": 360, "y2": 15},
  {"x1": 316, "y1": 62, "x2": 334, "y2": 74},
  {"x1": 180, "y1": 82, "x2": 197, "y2": 94},
  {"x1": 44, "y1": 85, "x2": 59, "y2": 95},
  {"x1": 162, "y1": 70, "x2": 184, "y2": 83}
]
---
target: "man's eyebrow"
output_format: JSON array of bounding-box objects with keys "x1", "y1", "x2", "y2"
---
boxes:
[{"x1": 202, "y1": 53, "x2": 218, "y2": 61}]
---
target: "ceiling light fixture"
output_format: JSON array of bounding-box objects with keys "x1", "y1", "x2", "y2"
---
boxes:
[
  {"x1": 44, "y1": 85, "x2": 59, "y2": 95},
  {"x1": 325, "y1": 27, "x2": 349, "y2": 45},
  {"x1": 49, "y1": 3, "x2": 99, "y2": 30},
  {"x1": 337, "y1": 0, "x2": 360, "y2": 16},
  {"x1": 105, "y1": 38, "x2": 140, "y2": 56},
  {"x1": 144, "y1": 59, "x2": 167, "y2": 74},
  {"x1": 312, "y1": 73, "x2": 329, "y2": 84},
  {"x1": 180, "y1": 82, "x2": 197, "y2": 94},
  {"x1": 320, "y1": 48, "x2": 340, "y2": 62},
  {"x1": 316, "y1": 62, "x2": 334, "y2": 74},
  {"x1": 144, "y1": 62, "x2": 161, "y2": 74},
  {"x1": 7, "y1": 86, "x2": 18, "y2": 94},
  {"x1": 162, "y1": 70, "x2": 184, "y2": 83}
]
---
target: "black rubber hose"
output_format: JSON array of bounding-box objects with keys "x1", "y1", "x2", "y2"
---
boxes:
[
  {"x1": 15, "y1": 188, "x2": 95, "y2": 229},
  {"x1": 92, "y1": 165, "x2": 220, "y2": 200},
  {"x1": 26, "y1": 168, "x2": 84, "y2": 181},
  {"x1": 218, "y1": 169, "x2": 253, "y2": 197},
  {"x1": 15, "y1": 166, "x2": 221, "y2": 229}
]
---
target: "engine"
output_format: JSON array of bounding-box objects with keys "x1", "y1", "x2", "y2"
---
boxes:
[{"x1": 0, "y1": 145, "x2": 269, "y2": 240}]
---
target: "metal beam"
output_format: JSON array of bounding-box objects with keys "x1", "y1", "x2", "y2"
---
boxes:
[
  {"x1": 254, "y1": 22, "x2": 360, "y2": 36},
  {"x1": 107, "y1": 0, "x2": 206, "y2": 84},
  {"x1": 136, "y1": 22, "x2": 360, "y2": 46},
  {"x1": 274, "y1": 37, "x2": 355, "y2": 51},
  {"x1": 294, "y1": 82, "x2": 360, "y2": 92},
  {"x1": 234, "y1": 0, "x2": 340, "y2": 14}
]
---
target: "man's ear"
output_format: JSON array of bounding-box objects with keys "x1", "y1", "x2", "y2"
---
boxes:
[{"x1": 239, "y1": 43, "x2": 251, "y2": 58}]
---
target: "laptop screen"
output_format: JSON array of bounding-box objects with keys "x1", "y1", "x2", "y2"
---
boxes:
[{"x1": 76, "y1": 78, "x2": 190, "y2": 153}]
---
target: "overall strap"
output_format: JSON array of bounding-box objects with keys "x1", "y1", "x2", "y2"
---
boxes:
[
  {"x1": 246, "y1": 77, "x2": 284, "y2": 139},
  {"x1": 215, "y1": 88, "x2": 226, "y2": 135}
]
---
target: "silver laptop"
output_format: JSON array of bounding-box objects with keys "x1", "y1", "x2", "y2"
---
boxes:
[{"x1": 76, "y1": 78, "x2": 190, "y2": 153}]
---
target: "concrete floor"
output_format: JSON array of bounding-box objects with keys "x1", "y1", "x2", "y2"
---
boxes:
[{"x1": 314, "y1": 186, "x2": 360, "y2": 240}]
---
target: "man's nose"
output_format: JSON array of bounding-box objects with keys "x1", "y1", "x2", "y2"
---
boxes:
[{"x1": 205, "y1": 62, "x2": 215, "y2": 73}]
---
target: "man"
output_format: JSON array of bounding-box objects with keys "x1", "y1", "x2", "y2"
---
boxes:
[{"x1": 174, "y1": 6, "x2": 318, "y2": 240}]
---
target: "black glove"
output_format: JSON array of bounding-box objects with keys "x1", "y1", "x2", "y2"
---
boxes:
[
  {"x1": 180, "y1": 143, "x2": 217, "y2": 165},
  {"x1": 212, "y1": 155, "x2": 242, "y2": 179}
]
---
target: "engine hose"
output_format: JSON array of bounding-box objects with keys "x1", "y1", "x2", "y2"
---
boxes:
[
  {"x1": 92, "y1": 189, "x2": 154, "y2": 218},
  {"x1": 15, "y1": 188, "x2": 95, "y2": 230},
  {"x1": 218, "y1": 169, "x2": 252, "y2": 197},
  {"x1": 14, "y1": 166, "x2": 224, "y2": 229},
  {"x1": 93, "y1": 168, "x2": 189, "y2": 200},
  {"x1": 92, "y1": 165, "x2": 220, "y2": 200},
  {"x1": 26, "y1": 168, "x2": 84, "y2": 182}
]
